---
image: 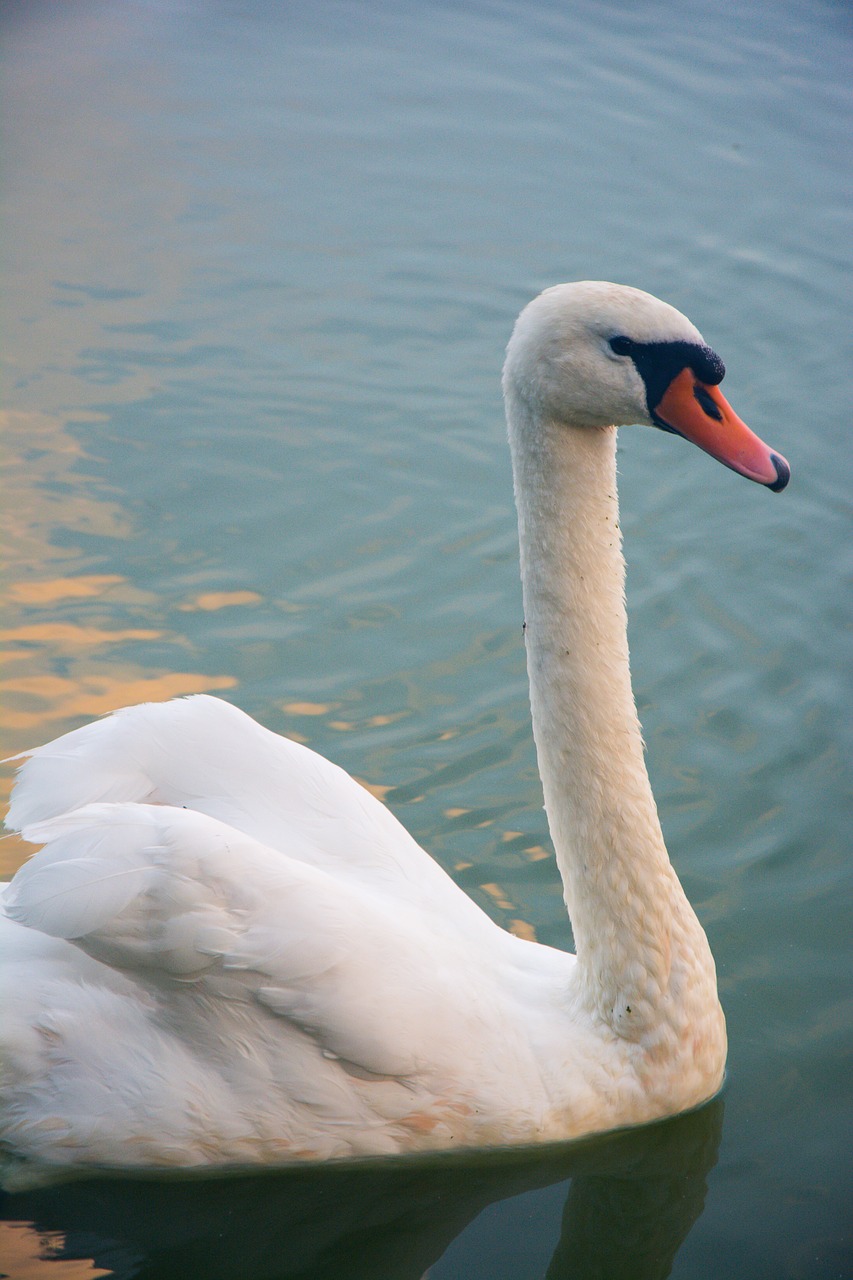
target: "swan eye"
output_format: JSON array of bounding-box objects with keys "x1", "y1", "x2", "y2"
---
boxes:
[{"x1": 609, "y1": 336, "x2": 634, "y2": 356}]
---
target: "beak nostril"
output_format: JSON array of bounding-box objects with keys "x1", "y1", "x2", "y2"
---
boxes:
[{"x1": 693, "y1": 384, "x2": 723, "y2": 422}]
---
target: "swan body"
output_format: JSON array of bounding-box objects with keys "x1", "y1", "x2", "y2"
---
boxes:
[{"x1": 0, "y1": 282, "x2": 789, "y2": 1183}]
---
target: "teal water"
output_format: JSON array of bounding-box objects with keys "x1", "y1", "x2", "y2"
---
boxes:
[{"x1": 1, "y1": 1, "x2": 850, "y2": 1276}]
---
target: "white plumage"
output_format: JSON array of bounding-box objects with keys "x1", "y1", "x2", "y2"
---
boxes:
[{"x1": 0, "y1": 282, "x2": 788, "y2": 1185}]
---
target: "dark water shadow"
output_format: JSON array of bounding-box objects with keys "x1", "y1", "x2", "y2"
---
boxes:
[{"x1": 0, "y1": 1096, "x2": 723, "y2": 1280}]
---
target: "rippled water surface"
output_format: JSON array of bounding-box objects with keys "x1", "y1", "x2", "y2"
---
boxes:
[{"x1": 1, "y1": 1, "x2": 850, "y2": 1276}]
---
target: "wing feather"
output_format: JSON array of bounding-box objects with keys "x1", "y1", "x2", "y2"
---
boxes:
[
  {"x1": 5, "y1": 696, "x2": 491, "y2": 937},
  {"x1": 5, "y1": 802, "x2": 502, "y2": 1079}
]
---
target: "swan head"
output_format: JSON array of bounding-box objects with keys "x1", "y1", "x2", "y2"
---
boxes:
[{"x1": 503, "y1": 281, "x2": 790, "y2": 490}]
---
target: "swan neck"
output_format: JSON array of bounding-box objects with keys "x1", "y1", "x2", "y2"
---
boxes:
[{"x1": 507, "y1": 399, "x2": 700, "y2": 1025}]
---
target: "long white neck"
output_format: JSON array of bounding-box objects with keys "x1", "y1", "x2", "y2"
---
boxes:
[{"x1": 507, "y1": 395, "x2": 714, "y2": 1033}]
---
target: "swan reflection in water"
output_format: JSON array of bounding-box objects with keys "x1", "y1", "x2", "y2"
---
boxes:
[{"x1": 1, "y1": 1096, "x2": 723, "y2": 1280}]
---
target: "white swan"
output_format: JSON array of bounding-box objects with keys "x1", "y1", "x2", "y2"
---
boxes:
[{"x1": 0, "y1": 282, "x2": 789, "y2": 1182}]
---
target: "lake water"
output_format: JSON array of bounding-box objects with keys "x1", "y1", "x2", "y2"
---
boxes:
[{"x1": 1, "y1": 0, "x2": 850, "y2": 1276}]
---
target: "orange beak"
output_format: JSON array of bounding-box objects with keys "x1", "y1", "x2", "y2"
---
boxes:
[{"x1": 654, "y1": 367, "x2": 790, "y2": 491}]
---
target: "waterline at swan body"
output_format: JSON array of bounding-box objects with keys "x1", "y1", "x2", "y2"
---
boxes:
[{"x1": 0, "y1": 282, "x2": 789, "y2": 1182}]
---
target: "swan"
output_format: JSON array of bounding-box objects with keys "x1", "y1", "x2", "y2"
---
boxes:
[{"x1": 0, "y1": 282, "x2": 789, "y2": 1183}]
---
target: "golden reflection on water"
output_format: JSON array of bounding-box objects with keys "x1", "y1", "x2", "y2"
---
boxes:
[
  {"x1": 281, "y1": 700, "x2": 338, "y2": 716},
  {"x1": 1, "y1": 624, "x2": 161, "y2": 646},
  {"x1": 1, "y1": 671, "x2": 238, "y2": 733},
  {"x1": 508, "y1": 919, "x2": 537, "y2": 941},
  {"x1": 0, "y1": 409, "x2": 240, "y2": 877},
  {"x1": 178, "y1": 590, "x2": 262, "y2": 611},
  {"x1": 7, "y1": 575, "x2": 126, "y2": 604},
  {"x1": 481, "y1": 881, "x2": 514, "y2": 911},
  {"x1": 1, "y1": 411, "x2": 130, "y2": 557},
  {"x1": 0, "y1": 1222, "x2": 110, "y2": 1280}
]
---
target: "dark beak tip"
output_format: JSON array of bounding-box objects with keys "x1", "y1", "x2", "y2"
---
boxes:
[{"x1": 768, "y1": 453, "x2": 791, "y2": 492}]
